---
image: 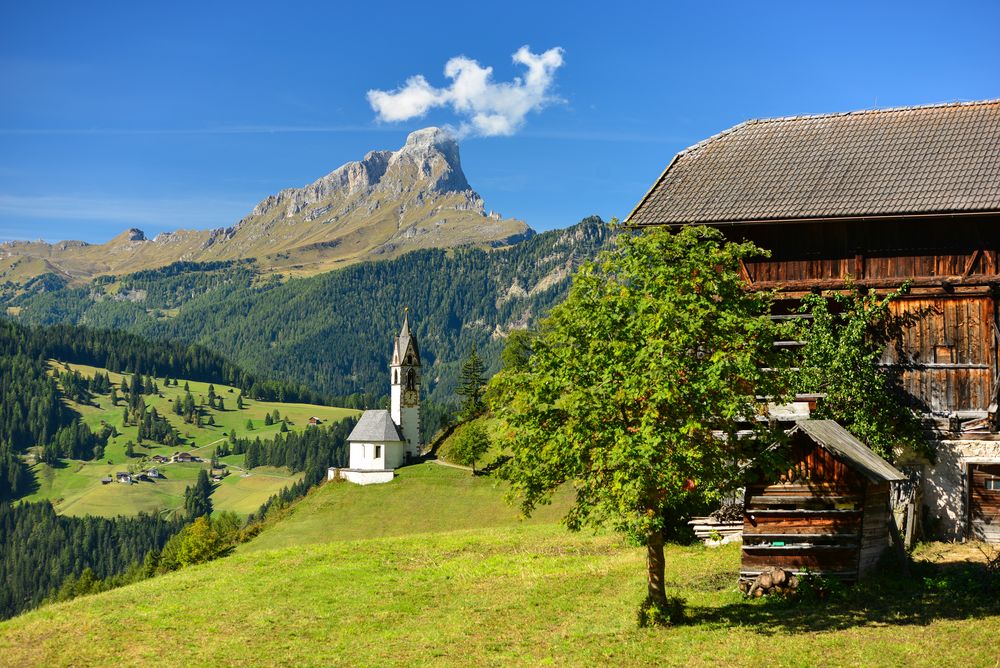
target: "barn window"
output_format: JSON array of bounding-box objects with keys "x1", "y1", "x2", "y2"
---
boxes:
[
  {"x1": 374, "y1": 445, "x2": 381, "y2": 458},
  {"x1": 985, "y1": 478, "x2": 1000, "y2": 491}
]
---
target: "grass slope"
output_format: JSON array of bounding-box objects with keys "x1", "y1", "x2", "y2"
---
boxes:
[
  {"x1": 1, "y1": 464, "x2": 997, "y2": 667},
  {"x1": 243, "y1": 461, "x2": 570, "y2": 552},
  {"x1": 23, "y1": 361, "x2": 359, "y2": 517}
]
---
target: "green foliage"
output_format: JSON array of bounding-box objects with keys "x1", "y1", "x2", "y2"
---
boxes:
[
  {"x1": 456, "y1": 344, "x2": 486, "y2": 419},
  {"x1": 637, "y1": 594, "x2": 686, "y2": 627},
  {"x1": 796, "y1": 288, "x2": 933, "y2": 462},
  {"x1": 176, "y1": 515, "x2": 237, "y2": 567},
  {"x1": 184, "y1": 470, "x2": 214, "y2": 520},
  {"x1": 449, "y1": 421, "x2": 491, "y2": 472},
  {"x1": 490, "y1": 223, "x2": 793, "y2": 622},
  {"x1": 0, "y1": 500, "x2": 181, "y2": 619}
]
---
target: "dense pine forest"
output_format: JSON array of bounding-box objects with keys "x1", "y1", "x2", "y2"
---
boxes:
[
  {"x1": 2, "y1": 217, "x2": 614, "y2": 406},
  {"x1": 0, "y1": 502, "x2": 182, "y2": 619}
]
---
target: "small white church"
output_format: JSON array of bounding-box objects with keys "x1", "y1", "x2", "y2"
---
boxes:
[{"x1": 329, "y1": 312, "x2": 422, "y2": 485}]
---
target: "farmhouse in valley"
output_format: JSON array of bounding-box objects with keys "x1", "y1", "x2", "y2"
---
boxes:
[
  {"x1": 628, "y1": 99, "x2": 1000, "y2": 541},
  {"x1": 330, "y1": 313, "x2": 423, "y2": 485}
]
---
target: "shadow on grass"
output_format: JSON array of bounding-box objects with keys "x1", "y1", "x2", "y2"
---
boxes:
[{"x1": 687, "y1": 558, "x2": 1000, "y2": 634}]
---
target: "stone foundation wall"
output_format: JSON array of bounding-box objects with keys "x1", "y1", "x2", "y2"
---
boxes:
[{"x1": 922, "y1": 439, "x2": 1000, "y2": 540}]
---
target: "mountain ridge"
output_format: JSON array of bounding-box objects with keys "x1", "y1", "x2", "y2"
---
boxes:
[{"x1": 0, "y1": 128, "x2": 532, "y2": 283}]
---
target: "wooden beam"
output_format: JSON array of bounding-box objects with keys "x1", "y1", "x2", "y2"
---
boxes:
[
  {"x1": 754, "y1": 275, "x2": 1000, "y2": 292},
  {"x1": 963, "y1": 249, "x2": 982, "y2": 277}
]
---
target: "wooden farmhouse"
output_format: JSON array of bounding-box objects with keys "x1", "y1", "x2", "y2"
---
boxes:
[
  {"x1": 627, "y1": 99, "x2": 1000, "y2": 542},
  {"x1": 743, "y1": 420, "x2": 904, "y2": 582}
]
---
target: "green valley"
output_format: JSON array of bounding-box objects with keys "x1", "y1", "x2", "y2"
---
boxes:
[{"x1": 27, "y1": 361, "x2": 359, "y2": 518}]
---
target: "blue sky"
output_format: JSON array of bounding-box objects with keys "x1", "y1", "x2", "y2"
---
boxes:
[{"x1": 1, "y1": 1, "x2": 998, "y2": 242}]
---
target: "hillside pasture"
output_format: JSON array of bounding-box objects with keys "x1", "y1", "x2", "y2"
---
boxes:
[
  {"x1": 1, "y1": 524, "x2": 997, "y2": 666},
  {"x1": 22, "y1": 361, "x2": 358, "y2": 517}
]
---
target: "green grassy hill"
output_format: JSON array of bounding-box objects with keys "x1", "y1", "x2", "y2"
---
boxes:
[
  {"x1": 25, "y1": 361, "x2": 359, "y2": 517},
  {"x1": 1, "y1": 461, "x2": 997, "y2": 667},
  {"x1": 242, "y1": 461, "x2": 569, "y2": 552}
]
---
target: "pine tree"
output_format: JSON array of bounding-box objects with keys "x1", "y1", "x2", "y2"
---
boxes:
[
  {"x1": 184, "y1": 469, "x2": 213, "y2": 519},
  {"x1": 456, "y1": 344, "x2": 487, "y2": 419}
]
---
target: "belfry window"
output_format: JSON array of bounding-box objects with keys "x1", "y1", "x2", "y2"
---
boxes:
[{"x1": 406, "y1": 368, "x2": 416, "y2": 390}]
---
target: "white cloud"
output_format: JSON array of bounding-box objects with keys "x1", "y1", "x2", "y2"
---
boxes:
[{"x1": 367, "y1": 46, "x2": 565, "y2": 138}]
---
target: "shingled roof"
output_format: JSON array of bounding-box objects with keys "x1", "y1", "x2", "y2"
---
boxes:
[
  {"x1": 793, "y1": 420, "x2": 905, "y2": 484},
  {"x1": 627, "y1": 100, "x2": 1000, "y2": 226},
  {"x1": 347, "y1": 410, "x2": 404, "y2": 443}
]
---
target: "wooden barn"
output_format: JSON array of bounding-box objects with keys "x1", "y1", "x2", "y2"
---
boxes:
[
  {"x1": 742, "y1": 420, "x2": 905, "y2": 583},
  {"x1": 626, "y1": 99, "x2": 1000, "y2": 540}
]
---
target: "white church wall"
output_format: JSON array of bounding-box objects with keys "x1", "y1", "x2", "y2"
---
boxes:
[
  {"x1": 348, "y1": 440, "x2": 406, "y2": 471},
  {"x1": 400, "y1": 406, "x2": 420, "y2": 456},
  {"x1": 341, "y1": 469, "x2": 395, "y2": 485}
]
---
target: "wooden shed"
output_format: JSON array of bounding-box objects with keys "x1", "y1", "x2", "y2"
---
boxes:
[{"x1": 741, "y1": 420, "x2": 905, "y2": 584}]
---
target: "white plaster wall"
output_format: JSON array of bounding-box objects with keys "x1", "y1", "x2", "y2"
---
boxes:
[
  {"x1": 342, "y1": 469, "x2": 395, "y2": 485},
  {"x1": 390, "y1": 381, "x2": 402, "y2": 427},
  {"x1": 923, "y1": 439, "x2": 1000, "y2": 540},
  {"x1": 348, "y1": 440, "x2": 406, "y2": 471}
]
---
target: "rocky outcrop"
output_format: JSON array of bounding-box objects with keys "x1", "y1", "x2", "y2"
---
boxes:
[{"x1": 0, "y1": 128, "x2": 534, "y2": 283}]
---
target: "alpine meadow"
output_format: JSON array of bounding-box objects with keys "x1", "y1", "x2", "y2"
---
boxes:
[{"x1": 3, "y1": 4, "x2": 1000, "y2": 666}]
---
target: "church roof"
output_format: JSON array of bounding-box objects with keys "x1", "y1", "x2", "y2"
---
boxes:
[
  {"x1": 393, "y1": 312, "x2": 421, "y2": 365},
  {"x1": 347, "y1": 409, "x2": 404, "y2": 443}
]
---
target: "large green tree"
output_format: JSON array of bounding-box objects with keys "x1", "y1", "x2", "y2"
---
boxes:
[{"x1": 489, "y1": 224, "x2": 792, "y2": 625}]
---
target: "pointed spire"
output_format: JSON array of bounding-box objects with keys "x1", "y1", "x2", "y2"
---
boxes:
[
  {"x1": 399, "y1": 307, "x2": 410, "y2": 338},
  {"x1": 393, "y1": 308, "x2": 420, "y2": 366}
]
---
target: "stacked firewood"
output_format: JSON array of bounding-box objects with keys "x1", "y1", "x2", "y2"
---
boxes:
[{"x1": 738, "y1": 567, "x2": 799, "y2": 598}]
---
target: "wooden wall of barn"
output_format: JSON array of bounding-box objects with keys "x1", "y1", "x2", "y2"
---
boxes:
[{"x1": 726, "y1": 217, "x2": 1000, "y2": 415}]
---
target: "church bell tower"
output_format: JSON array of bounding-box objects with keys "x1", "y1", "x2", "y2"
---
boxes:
[{"x1": 390, "y1": 310, "x2": 421, "y2": 458}]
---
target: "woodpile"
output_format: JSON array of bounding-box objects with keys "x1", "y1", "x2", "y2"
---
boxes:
[{"x1": 738, "y1": 567, "x2": 799, "y2": 598}]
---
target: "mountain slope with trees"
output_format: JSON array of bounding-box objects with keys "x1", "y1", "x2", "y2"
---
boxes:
[{"x1": 4, "y1": 217, "x2": 615, "y2": 409}]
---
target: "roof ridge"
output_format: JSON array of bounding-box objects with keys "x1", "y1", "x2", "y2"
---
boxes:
[{"x1": 676, "y1": 98, "x2": 1000, "y2": 159}]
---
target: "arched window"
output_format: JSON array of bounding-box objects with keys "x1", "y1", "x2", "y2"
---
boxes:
[
  {"x1": 393, "y1": 370, "x2": 398, "y2": 384},
  {"x1": 406, "y1": 368, "x2": 417, "y2": 391}
]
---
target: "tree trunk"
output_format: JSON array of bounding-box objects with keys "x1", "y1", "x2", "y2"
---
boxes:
[{"x1": 646, "y1": 528, "x2": 667, "y2": 606}]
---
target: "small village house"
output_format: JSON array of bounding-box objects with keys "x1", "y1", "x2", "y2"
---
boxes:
[
  {"x1": 308, "y1": 416, "x2": 323, "y2": 426},
  {"x1": 173, "y1": 452, "x2": 195, "y2": 463},
  {"x1": 627, "y1": 100, "x2": 1000, "y2": 542},
  {"x1": 115, "y1": 472, "x2": 132, "y2": 484}
]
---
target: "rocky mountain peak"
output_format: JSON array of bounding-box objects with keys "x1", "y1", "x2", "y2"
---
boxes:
[
  {"x1": 108, "y1": 228, "x2": 148, "y2": 244},
  {"x1": 386, "y1": 126, "x2": 468, "y2": 193}
]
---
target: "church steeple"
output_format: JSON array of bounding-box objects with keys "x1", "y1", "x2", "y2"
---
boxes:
[{"x1": 390, "y1": 310, "x2": 421, "y2": 458}]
